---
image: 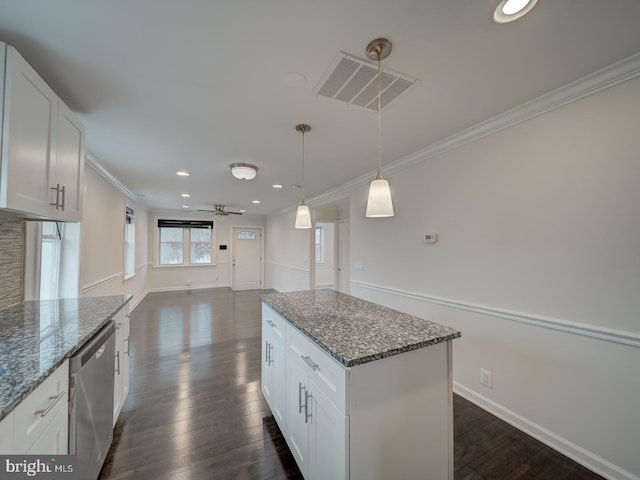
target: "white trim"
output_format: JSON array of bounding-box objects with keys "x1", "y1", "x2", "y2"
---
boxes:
[
  {"x1": 81, "y1": 272, "x2": 123, "y2": 294},
  {"x1": 351, "y1": 281, "x2": 640, "y2": 349},
  {"x1": 146, "y1": 284, "x2": 222, "y2": 293},
  {"x1": 135, "y1": 262, "x2": 150, "y2": 272},
  {"x1": 129, "y1": 289, "x2": 149, "y2": 312},
  {"x1": 85, "y1": 153, "x2": 138, "y2": 201},
  {"x1": 266, "y1": 261, "x2": 310, "y2": 274},
  {"x1": 453, "y1": 383, "x2": 639, "y2": 480},
  {"x1": 306, "y1": 52, "x2": 640, "y2": 208}
]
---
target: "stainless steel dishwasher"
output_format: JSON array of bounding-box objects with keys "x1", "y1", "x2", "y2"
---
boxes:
[{"x1": 69, "y1": 322, "x2": 116, "y2": 480}]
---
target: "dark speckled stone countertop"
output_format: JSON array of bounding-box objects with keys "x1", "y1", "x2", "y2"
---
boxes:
[
  {"x1": 0, "y1": 295, "x2": 132, "y2": 421},
  {"x1": 261, "y1": 289, "x2": 461, "y2": 368}
]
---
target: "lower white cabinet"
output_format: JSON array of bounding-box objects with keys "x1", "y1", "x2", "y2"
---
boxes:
[
  {"x1": 262, "y1": 308, "x2": 286, "y2": 429},
  {"x1": 113, "y1": 307, "x2": 130, "y2": 426},
  {"x1": 12, "y1": 360, "x2": 69, "y2": 454},
  {"x1": 262, "y1": 302, "x2": 454, "y2": 480},
  {"x1": 286, "y1": 355, "x2": 348, "y2": 480},
  {"x1": 0, "y1": 411, "x2": 15, "y2": 453}
]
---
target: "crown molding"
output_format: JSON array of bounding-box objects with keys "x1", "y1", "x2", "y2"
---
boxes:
[
  {"x1": 85, "y1": 152, "x2": 139, "y2": 202},
  {"x1": 308, "y1": 51, "x2": 640, "y2": 207}
]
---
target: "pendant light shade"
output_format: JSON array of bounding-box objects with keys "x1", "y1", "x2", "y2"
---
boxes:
[
  {"x1": 295, "y1": 203, "x2": 312, "y2": 229},
  {"x1": 365, "y1": 37, "x2": 395, "y2": 218},
  {"x1": 366, "y1": 177, "x2": 394, "y2": 217},
  {"x1": 294, "y1": 124, "x2": 312, "y2": 229}
]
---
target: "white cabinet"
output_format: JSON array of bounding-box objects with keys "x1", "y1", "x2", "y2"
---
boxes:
[
  {"x1": 0, "y1": 411, "x2": 15, "y2": 453},
  {"x1": 262, "y1": 304, "x2": 286, "y2": 429},
  {"x1": 262, "y1": 302, "x2": 455, "y2": 480},
  {"x1": 12, "y1": 360, "x2": 69, "y2": 454},
  {"x1": 113, "y1": 307, "x2": 130, "y2": 426},
  {"x1": 0, "y1": 43, "x2": 84, "y2": 221}
]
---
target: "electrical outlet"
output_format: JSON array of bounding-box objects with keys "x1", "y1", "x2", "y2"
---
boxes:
[
  {"x1": 186, "y1": 279, "x2": 192, "y2": 287},
  {"x1": 480, "y1": 368, "x2": 493, "y2": 389}
]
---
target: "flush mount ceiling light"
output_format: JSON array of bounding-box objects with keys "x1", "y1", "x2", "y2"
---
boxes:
[
  {"x1": 176, "y1": 170, "x2": 190, "y2": 177},
  {"x1": 365, "y1": 38, "x2": 394, "y2": 218},
  {"x1": 294, "y1": 124, "x2": 312, "y2": 229},
  {"x1": 230, "y1": 163, "x2": 258, "y2": 180},
  {"x1": 493, "y1": 0, "x2": 538, "y2": 23}
]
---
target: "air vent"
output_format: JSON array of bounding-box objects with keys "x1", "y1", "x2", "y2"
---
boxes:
[{"x1": 315, "y1": 53, "x2": 418, "y2": 111}]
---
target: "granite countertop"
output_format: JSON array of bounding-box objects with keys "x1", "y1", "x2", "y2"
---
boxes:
[
  {"x1": 261, "y1": 289, "x2": 461, "y2": 368},
  {"x1": 0, "y1": 295, "x2": 132, "y2": 421}
]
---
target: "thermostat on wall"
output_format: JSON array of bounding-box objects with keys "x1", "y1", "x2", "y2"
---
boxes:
[{"x1": 424, "y1": 234, "x2": 438, "y2": 243}]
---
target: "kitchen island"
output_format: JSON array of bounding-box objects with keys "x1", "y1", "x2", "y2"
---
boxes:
[{"x1": 261, "y1": 289, "x2": 461, "y2": 480}]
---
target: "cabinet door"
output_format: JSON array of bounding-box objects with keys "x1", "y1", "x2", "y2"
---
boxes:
[
  {"x1": 26, "y1": 405, "x2": 68, "y2": 454},
  {"x1": 113, "y1": 310, "x2": 130, "y2": 426},
  {"x1": 308, "y1": 378, "x2": 348, "y2": 480},
  {"x1": 0, "y1": 411, "x2": 14, "y2": 454},
  {"x1": 53, "y1": 101, "x2": 84, "y2": 221},
  {"x1": 1, "y1": 46, "x2": 57, "y2": 215},
  {"x1": 286, "y1": 357, "x2": 310, "y2": 478}
]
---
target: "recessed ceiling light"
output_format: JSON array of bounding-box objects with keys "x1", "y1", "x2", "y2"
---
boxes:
[
  {"x1": 493, "y1": 0, "x2": 537, "y2": 23},
  {"x1": 272, "y1": 184, "x2": 283, "y2": 189},
  {"x1": 252, "y1": 200, "x2": 261, "y2": 204},
  {"x1": 180, "y1": 193, "x2": 191, "y2": 198},
  {"x1": 176, "y1": 171, "x2": 190, "y2": 177},
  {"x1": 182, "y1": 205, "x2": 190, "y2": 209}
]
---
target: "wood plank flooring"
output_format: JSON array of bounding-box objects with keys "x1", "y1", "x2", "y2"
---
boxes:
[{"x1": 98, "y1": 288, "x2": 604, "y2": 480}]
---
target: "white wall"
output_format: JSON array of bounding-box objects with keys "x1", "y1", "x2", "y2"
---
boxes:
[
  {"x1": 265, "y1": 208, "x2": 312, "y2": 292},
  {"x1": 267, "y1": 75, "x2": 640, "y2": 479},
  {"x1": 146, "y1": 210, "x2": 265, "y2": 292},
  {"x1": 80, "y1": 164, "x2": 149, "y2": 309}
]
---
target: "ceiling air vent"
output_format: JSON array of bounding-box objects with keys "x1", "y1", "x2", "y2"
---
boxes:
[{"x1": 315, "y1": 53, "x2": 418, "y2": 111}]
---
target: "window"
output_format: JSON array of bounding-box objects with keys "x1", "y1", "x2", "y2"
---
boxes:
[
  {"x1": 237, "y1": 231, "x2": 256, "y2": 240},
  {"x1": 315, "y1": 226, "x2": 324, "y2": 264},
  {"x1": 157, "y1": 219, "x2": 214, "y2": 266},
  {"x1": 124, "y1": 207, "x2": 135, "y2": 278},
  {"x1": 40, "y1": 222, "x2": 62, "y2": 300}
]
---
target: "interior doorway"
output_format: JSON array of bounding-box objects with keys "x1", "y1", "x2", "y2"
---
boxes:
[
  {"x1": 313, "y1": 199, "x2": 350, "y2": 294},
  {"x1": 230, "y1": 226, "x2": 264, "y2": 291}
]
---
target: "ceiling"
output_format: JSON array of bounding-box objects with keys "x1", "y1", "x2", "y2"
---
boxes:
[{"x1": 2, "y1": 0, "x2": 640, "y2": 215}]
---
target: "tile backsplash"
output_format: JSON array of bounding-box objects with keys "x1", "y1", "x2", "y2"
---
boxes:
[{"x1": 0, "y1": 214, "x2": 24, "y2": 309}]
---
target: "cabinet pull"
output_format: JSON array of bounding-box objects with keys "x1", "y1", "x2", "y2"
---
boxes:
[
  {"x1": 60, "y1": 185, "x2": 66, "y2": 211},
  {"x1": 115, "y1": 351, "x2": 121, "y2": 375},
  {"x1": 124, "y1": 337, "x2": 130, "y2": 356},
  {"x1": 266, "y1": 319, "x2": 275, "y2": 328},
  {"x1": 50, "y1": 184, "x2": 61, "y2": 209},
  {"x1": 34, "y1": 391, "x2": 65, "y2": 417},
  {"x1": 265, "y1": 340, "x2": 270, "y2": 364},
  {"x1": 304, "y1": 390, "x2": 312, "y2": 424},
  {"x1": 301, "y1": 355, "x2": 318, "y2": 371},
  {"x1": 268, "y1": 343, "x2": 274, "y2": 366},
  {"x1": 298, "y1": 382, "x2": 305, "y2": 414}
]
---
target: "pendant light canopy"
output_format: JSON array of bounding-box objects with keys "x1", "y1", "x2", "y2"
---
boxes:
[
  {"x1": 294, "y1": 124, "x2": 312, "y2": 229},
  {"x1": 365, "y1": 38, "x2": 394, "y2": 218}
]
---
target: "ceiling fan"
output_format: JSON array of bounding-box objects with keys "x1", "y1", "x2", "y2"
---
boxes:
[{"x1": 197, "y1": 204, "x2": 243, "y2": 216}]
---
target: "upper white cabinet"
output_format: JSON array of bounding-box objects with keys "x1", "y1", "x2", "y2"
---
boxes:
[{"x1": 0, "y1": 43, "x2": 84, "y2": 221}]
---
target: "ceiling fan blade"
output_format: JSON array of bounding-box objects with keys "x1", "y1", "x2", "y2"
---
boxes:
[{"x1": 227, "y1": 211, "x2": 243, "y2": 215}]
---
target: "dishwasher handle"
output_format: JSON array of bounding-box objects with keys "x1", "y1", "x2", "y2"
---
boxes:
[{"x1": 72, "y1": 322, "x2": 116, "y2": 370}]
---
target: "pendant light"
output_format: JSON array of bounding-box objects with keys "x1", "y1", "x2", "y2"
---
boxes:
[
  {"x1": 365, "y1": 38, "x2": 394, "y2": 218},
  {"x1": 294, "y1": 124, "x2": 312, "y2": 229}
]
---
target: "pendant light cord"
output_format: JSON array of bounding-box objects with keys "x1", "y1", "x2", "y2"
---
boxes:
[
  {"x1": 301, "y1": 129, "x2": 306, "y2": 201},
  {"x1": 376, "y1": 55, "x2": 383, "y2": 180}
]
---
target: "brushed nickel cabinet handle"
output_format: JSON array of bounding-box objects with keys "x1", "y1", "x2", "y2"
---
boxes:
[
  {"x1": 304, "y1": 390, "x2": 312, "y2": 424},
  {"x1": 298, "y1": 382, "x2": 305, "y2": 414},
  {"x1": 34, "y1": 391, "x2": 65, "y2": 417},
  {"x1": 50, "y1": 184, "x2": 61, "y2": 209},
  {"x1": 60, "y1": 185, "x2": 65, "y2": 211},
  {"x1": 266, "y1": 319, "x2": 275, "y2": 328},
  {"x1": 301, "y1": 355, "x2": 318, "y2": 371},
  {"x1": 124, "y1": 337, "x2": 130, "y2": 356},
  {"x1": 115, "y1": 351, "x2": 121, "y2": 375}
]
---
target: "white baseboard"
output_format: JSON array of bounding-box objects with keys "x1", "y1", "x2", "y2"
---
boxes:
[
  {"x1": 129, "y1": 289, "x2": 149, "y2": 312},
  {"x1": 453, "y1": 383, "x2": 639, "y2": 480},
  {"x1": 146, "y1": 284, "x2": 227, "y2": 294}
]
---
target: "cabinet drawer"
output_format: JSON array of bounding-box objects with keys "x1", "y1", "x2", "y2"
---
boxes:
[
  {"x1": 262, "y1": 304, "x2": 286, "y2": 342},
  {"x1": 287, "y1": 326, "x2": 349, "y2": 415},
  {"x1": 13, "y1": 360, "x2": 69, "y2": 453}
]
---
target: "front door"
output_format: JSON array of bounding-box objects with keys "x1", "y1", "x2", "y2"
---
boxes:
[{"x1": 231, "y1": 227, "x2": 262, "y2": 291}]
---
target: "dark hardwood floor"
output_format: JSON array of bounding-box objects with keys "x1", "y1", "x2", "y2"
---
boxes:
[{"x1": 98, "y1": 288, "x2": 604, "y2": 480}]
